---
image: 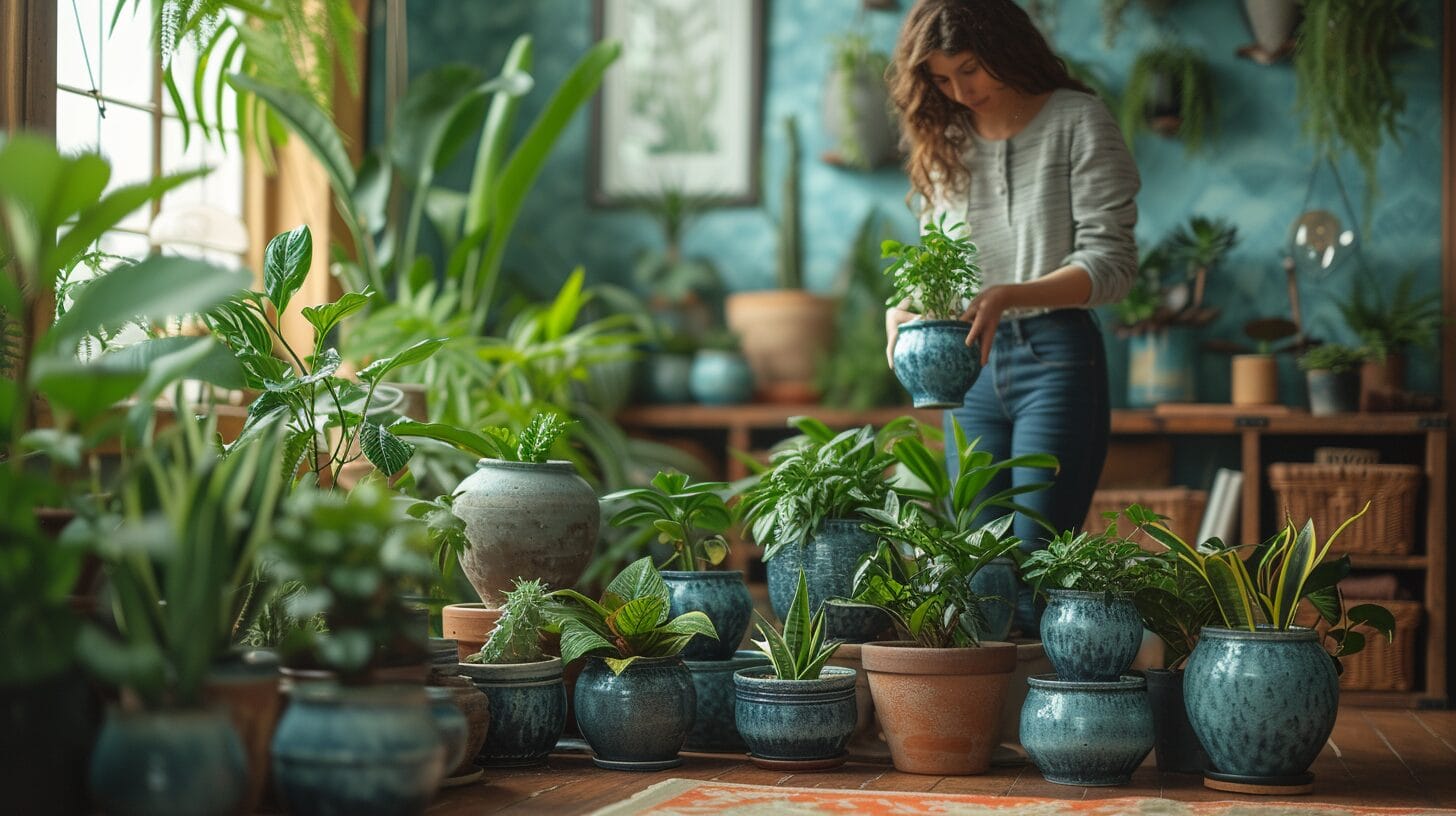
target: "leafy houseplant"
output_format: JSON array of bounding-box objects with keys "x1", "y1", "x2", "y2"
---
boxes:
[
  {"x1": 1336, "y1": 269, "x2": 1441, "y2": 409},
  {"x1": 883, "y1": 217, "x2": 984, "y2": 408},
  {"x1": 1165, "y1": 216, "x2": 1237, "y2": 318},
  {"x1": 823, "y1": 31, "x2": 896, "y2": 170},
  {"x1": 1298, "y1": 343, "x2": 1368, "y2": 415},
  {"x1": 1297, "y1": 343, "x2": 1369, "y2": 375},
  {"x1": 1230, "y1": 317, "x2": 1299, "y2": 407},
  {"x1": 751, "y1": 570, "x2": 844, "y2": 681},
  {"x1": 1121, "y1": 45, "x2": 1215, "y2": 154},
  {"x1": 627, "y1": 185, "x2": 725, "y2": 341}
]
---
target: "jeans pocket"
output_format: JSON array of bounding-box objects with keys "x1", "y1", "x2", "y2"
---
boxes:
[{"x1": 1024, "y1": 334, "x2": 1097, "y2": 369}]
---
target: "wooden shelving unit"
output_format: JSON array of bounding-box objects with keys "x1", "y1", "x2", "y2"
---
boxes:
[{"x1": 618, "y1": 404, "x2": 1450, "y2": 707}]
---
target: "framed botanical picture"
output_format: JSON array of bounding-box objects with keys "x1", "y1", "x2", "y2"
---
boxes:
[{"x1": 589, "y1": 0, "x2": 765, "y2": 206}]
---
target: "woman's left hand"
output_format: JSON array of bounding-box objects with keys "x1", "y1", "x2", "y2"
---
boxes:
[{"x1": 960, "y1": 285, "x2": 1015, "y2": 366}]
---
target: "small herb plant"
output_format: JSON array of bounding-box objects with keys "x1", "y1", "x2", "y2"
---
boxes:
[
  {"x1": 1297, "y1": 343, "x2": 1370, "y2": 374},
  {"x1": 548, "y1": 556, "x2": 718, "y2": 675},
  {"x1": 1019, "y1": 520, "x2": 1162, "y2": 596},
  {"x1": 464, "y1": 579, "x2": 552, "y2": 665},
  {"x1": 752, "y1": 569, "x2": 842, "y2": 681},
  {"x1": 738, "y1": 417, "x2": 915, "y2": 561},
  {"x1": 881, "y1": 216, "x2": 981, "y2": 321},
  {"x1": 601, "y1": 471, "x2": 734, "y2": 570}
]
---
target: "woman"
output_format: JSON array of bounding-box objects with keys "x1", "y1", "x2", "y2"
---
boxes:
[{"x1": 884, "y1": 0, "x2": 1139, "y2": 633}]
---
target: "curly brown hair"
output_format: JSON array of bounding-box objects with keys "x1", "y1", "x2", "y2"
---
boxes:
[{"x1": 890, "y1": 0, "x2": 1092, "y2": 211}]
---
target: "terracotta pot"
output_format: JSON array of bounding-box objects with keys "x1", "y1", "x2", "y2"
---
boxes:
[
  {"x1": 1360, "y1": 354, "x2": 1406, "y2": 411},
  {"x1": 725, "y1": 290, "x2": 836, "y2": 403},
  {"x1": 1230, "y1": 354, "x2": 1278, "y2": 406},
  {"x1": 860, "y1": 641, "x2": 1017, "y2": 775},
  {"x1": 442, "y1": 604, "x2": 503, "y2": 661},
  {"x1": 204, "y1": 659, "x2": 282, "y2": 816}
]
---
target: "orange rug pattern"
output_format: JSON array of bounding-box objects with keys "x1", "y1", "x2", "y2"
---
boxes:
[{"x1": 587, "y1": 779, "x2": 1456, "y2": 816}]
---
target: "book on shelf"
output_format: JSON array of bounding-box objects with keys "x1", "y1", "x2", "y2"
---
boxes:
[{"x1": 1195, "y1": 468, "x2": 1242, "y2": 546}]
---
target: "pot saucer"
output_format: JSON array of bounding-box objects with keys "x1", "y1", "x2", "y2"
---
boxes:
[
  {"x1": 1203, "y1": 769, "x2": 1314, "y2": 795},
  {"x1": 748, "y1": 752, "x2": 848, "y2": 772},
  {"x1": 591, "y1": 755, "x2": 683, "y2": 772}
]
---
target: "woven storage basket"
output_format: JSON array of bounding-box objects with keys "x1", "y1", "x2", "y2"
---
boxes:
[
  {"x1": 1084, "y1": 487, "x2": 1207, "y2": 553},
  {"x1": 1298, "y1": 599, "x2": 1422, "y2": 692},
  {"x1": 1267, "y1": 463, "x2": 1421, "y2": 555}
]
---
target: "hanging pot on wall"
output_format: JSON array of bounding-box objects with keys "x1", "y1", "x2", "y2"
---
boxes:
[
  {"x1": 1241, "y1": 0, "x2": 1300, "y2": 60},
  {"x1": 1144, "y1": 70, "x2": 1182, "y2": 137},
  {"x1": 822, "y1": 61, "x2": 898, "y2": 170}
]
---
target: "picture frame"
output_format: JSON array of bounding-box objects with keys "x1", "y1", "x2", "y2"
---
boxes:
[{"x1": 589, "y1": 0, "x2": 765, "y2": 206}]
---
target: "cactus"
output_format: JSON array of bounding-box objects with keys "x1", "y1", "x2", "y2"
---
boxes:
[
  {"x1": 775, "y1": 116, "x2": 803, "y2": 290},
  {"x1": 466, "y1": 579, "x2": 551, "y2": 664}
]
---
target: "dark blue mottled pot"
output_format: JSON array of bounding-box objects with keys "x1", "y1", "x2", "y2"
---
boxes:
[
  {"x1": 1145, "y1": 668, "x2": 1209, "y2": 774},
  {"x1": 1041, "y1": 589, "x2": 1143, "y2": 682},
  {"x1": 575, "y1": 656, "x2": 696, "y2": 771},
  {"x1": 968, "y1": 558, "x2": 1018, "y2": 642},
  {"x1": 734, "y1": 667, "x2": 858, "y2": 767},
  {"x1": 271, "y1": 684, "x2": 446, "y2": 816},
  {"x1": 1184, "y1": 627, "x2": 1338, "y2": 779},
  {"x1": 663, "y1": 570, "x2": 753, "y2": 660},
  {"x1": 892, "y1": 320, "x2": 981, "y2": 408},
  {"x1": 1021, "y1": 674, "x2": 1153, "y2": 786},
  {"x1": 768, "y1": 519, "x2": 890, "y2": 642},
  {"x1": 458, "y1": 658, "x2": 567, "y2": 767},
  {"x1": 689, "y1": 350, "x2": 754, "y2": 405},
  {"x1": 1306, "y1": 369, "x2": 1359, "y2": 416},
  {"x1": 89, "y1": 707, "x2": 246, "y2": 816},
  {"x1": 683, "y1": 651, "x2": 773, "y2": 752},
  {"x1": 425, "y1": 687, "x2": 469, "y2": 780}
]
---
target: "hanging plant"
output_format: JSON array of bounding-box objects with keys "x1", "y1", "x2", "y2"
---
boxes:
[{"x1": 1120, "y1": 45, "x2": 1214, "y2": 155}]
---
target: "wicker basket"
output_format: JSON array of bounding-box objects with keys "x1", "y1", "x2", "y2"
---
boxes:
[
  {"x1": 1298, "y1": 599, "x2": 1422, "y2": 692},
  {"x1": 1084, "y1": 487, "x2": 1207, "y2": 553},
  {"x1": 1266, "y1": 463, "x2": 1422, "y2": 555}
]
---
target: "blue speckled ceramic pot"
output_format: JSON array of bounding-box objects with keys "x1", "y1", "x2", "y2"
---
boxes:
[
  {"x1": 891, "y1": 320, "x2": 981, "y2": 408},
  {"x1": 1020, "y1": 673, "x2": 1153, "y2": 786},
  {"x1": 644, "y1": 352, "x2": 694, "y2": 404},
  {"x1": 425, "y1": 687, "x2": 469, "y2": 781},
  {"x1": 734, "y1": 667, "x2": 858, "y2": 767},
  {"x1": 683, "y1": 651, "x2": 773, "y2": 752},
  {"x1": 1184, "y1": 627, "x2": 1338, "y2": 779},
  {"x1": 969, "y1": 558, "x2": 1018, "y2": 642},
  {"x1": 1145, "y1": 668, "x2": 1208, "y2": 774},
  {"x1": 663, "y1": 570, "x2": 753, "y2": 660},
  {"x1": 271, "y1": 684, "x2": 446, "y2": 816},
  {"x1": 458, "y1": 658, "x2": 567, "y2": 767},
  {"x1": 768, "y1": 518, "x2": 890, "y2": 642},
  {"x1": 575, "y1": 656, "x2": 696, "y2": 771},
  {"x1": 89, "y1": 706, "x2": 246, "y2": 816},
  {"x1": 689, "y1": 350, "x2": 754, "y2": 405},
  {"x1": 1041, "y1": 589, "x2": 1143, "y2": 682}
]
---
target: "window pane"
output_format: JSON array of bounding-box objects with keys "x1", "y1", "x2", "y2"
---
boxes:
[
  {"x1": 56, "y1": 0, "x2": 101, "y2": 93},
  {"x1": 96, "y1": 104, "x2": 156, "y2": 231},
  {"x1": 56, "y1": 88, "x2": 104, "y2": 154},
  {"x1": 97, "y1": 1, "x2": 155, "y2": 105}
]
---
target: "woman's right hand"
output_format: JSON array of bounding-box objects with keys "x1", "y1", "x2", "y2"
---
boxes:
[{"x1": 884, "y1": 306, "x2": 919, "y2": 370}]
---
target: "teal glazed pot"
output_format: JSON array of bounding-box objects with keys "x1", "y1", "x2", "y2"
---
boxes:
[
  {"x1": 575, "y1": 656, "x2": 696, "y2": 771},
  {"x1": 689, "y1": 349, "x2": 754, "y2": 405},
  {"x1": 891, "y1": 320, "x2": 981, "y2": 409},
  {"x1": 663, "y1": 570, "x2": 753, "y2": 660},
  {"x1": 1040, "y1": 589, "x2": 1143, "y2": 682},
  {"x1": 89, "y1": 706, "x2": 246, "y2": 816},
  {"x1": 271, "y1": 684, "x2": 446, "y2": 816},
  {"x1": 1127, "y1": 328, "x2": 1196, "y2": 407},
  {"x1": 968, "y1": 557, "x2": 1018, "y2": 642},
  {"x1": 1020, "y1": 674, "x2": 1154, "y2": 786},
  {"x1": 734, "y1": 666, "x2": 858, "y2": 768},
  {"x1": 458, "y1": 658, "x2": 566, "y2": 767},
  {"x1": 425, "y1": 686, "x2": 469, "y2": 781},
  {"x1": 644, "y1": 352, "x2": 694, "y2": 404},
  {"x1": 768, "y1": 518, "x2": 890, "y2": 642},
  {"x1": 683, "y1": 651, "x2": 773, "y2": 752},
  {"x1": 1184, "y1": 627, "x2": 1338, "y2": 780},
  {"x1": 1144, "y1": 668, "x2": 1209, "y2": 775}
]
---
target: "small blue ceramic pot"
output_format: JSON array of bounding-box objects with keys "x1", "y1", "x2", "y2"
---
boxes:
[
  {"x1": 575, "y1": 656, "x2": 696, "y2": 771},
  {"x1": 663, "y1": 570, "x2": 753, "y2": 661},
  {"x1": 768, "y1": 518, "x2": 890, "y2": 642},
  {"x1": 643, "y1": 352, "x2": 694, "y2": 404},
  {"x1": 89, "y1": 706, "x2": 247, "y2": 816},
  {"x1": 683, "y1": 651, "x2": 774, "y2": 752},
  {"x1": 425, "y1": 686, "x2": 469, "y2": 781},
  {"x1": 1306, "y1": 369, "x2": 1359, "y2": 416},
  {"x1": 968, "y1": 557, "x2": 1018, "y2": 642},
  {"x1": 271, "y1": 684, "x2": 446, "y2": 816},
  {"x1": 1020, "y1": 674, "x2": 1154, "y2": 787},
  {"x1": 689, "y1": 350, "x2": 754, "y2": 405},
  {"x1": 891, "y1": 320, "x2": 981, "y2": 408},
  {"x1": 457, "y1": 658, "x2": 567, "y2": 767},
  {"x1": 1184, "y1": 626, "x2": 1338, "y2": 779},
  {"x1": 1040, "y1": 589, "x2": 1143, "y2": 682},
  {"x1": 734, "y1": 667, "x2": 858, "y2": 767},
  {"x1": 1127, "y1": 328, "x2": 1196, "y2": 407}
]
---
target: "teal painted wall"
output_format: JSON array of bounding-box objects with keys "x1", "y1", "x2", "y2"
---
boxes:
[{"x1": 371, "y1": 0, "x2": 1446, "y2": 407}]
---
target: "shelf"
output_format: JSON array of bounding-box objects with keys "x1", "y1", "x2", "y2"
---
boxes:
[
  {"x1": 1341, "y1": 690, "x2": 1449, "y2": 709},
  {"x1": 1347, "y1": 554, "x2": 1430, "y2": 570}
]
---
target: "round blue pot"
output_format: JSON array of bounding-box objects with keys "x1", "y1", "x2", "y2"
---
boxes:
[
  {"x1": 457, "y1": 658, "x2": 566, "y2": 767},
  {"x1": 1145, "y1": 667, "x2": 1209, "y2": 775},
  {"x1": 1127, "y1": 328, "x2": 1196, "y2": 407},
  {"x1": 575, "y1": 656, "x2": 696, "y2": 771},
  {"x1": 663, "y1": 570, "x2": 753, "y2": 660},
  {"x1": 768, "y1": 518, "x2": 890, "y2": 642},
  {"x1": 643, "y1": 352, "x2": 694, "y2": 404},
  {"x1": 271, "y1": 684, "x2": 446, "y2": 816},
  {"x1": 1306, "y1": 369, "x2": 1359, "y2": 416},
  {"x1": 1041, "y1": 589, "x2": 1143, "y2": 682},
  {"x1": 89, "y1": 706, "x2": 246, "y2": 816},
  {"x1": 734, "y1": 667, "x2": 858, "y2": 768},
  {"x1": 968, "y1": 557, "x2": 1018, "y2": 642},
  {"x1": 891, "y1": 320, "x2": 981, "y2": 409},
  {"x1": 689, "y1": 350, "x2": 754, "y2": 405},
  {"x1": 425, "y1": 686, "x2": 469, "y2": 781},
  {"x1": 683, "y1": 651, "x2": 774, "y2": 752},
  {"x1": 1020, "y1": 673, "x2": 1154, "y2": 786},
  {"x1": 1184, "y1": 627, "x2": 1338, "y2": 780}
]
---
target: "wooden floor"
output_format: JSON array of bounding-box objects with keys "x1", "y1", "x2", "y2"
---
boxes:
[{"x1": 429, "y1": 708, "x2": 1456, "y2": 815}]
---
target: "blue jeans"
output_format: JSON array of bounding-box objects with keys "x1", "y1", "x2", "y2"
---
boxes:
[{"x1": 943, "y1": 308, "x2": 1110, "y2": 637}]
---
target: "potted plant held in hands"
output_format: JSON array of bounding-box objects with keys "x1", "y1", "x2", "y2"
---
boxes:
[
  {"x1": 734, "y1": 570, "x2": 856, "y2": 770},
  {"x1": 884, "y1": 216, "x2": 983, "y2": 408},
  {"x1": 549, "y1": 557, "x2": 718, "y2": 770}
]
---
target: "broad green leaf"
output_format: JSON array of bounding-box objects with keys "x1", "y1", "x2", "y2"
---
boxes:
[
  {"x1": 302, "y1": 291, "x2": 372, "y2": 341},
  {"x1": 53, "y1": 168, "x2": 209, "y2": 271},
  {"x1": 390, "y1": 420, "x2": 498, "y2": 458},
  {"x1": 605, "y1": 556, "x2": 670, "y2": 606},
  {"x1": 29, "y1": 356, "x2": 145, "y2": 424},
  {"x1": 264, "y1": 225, "x2": 312, "y2": 316},
  {"x1": 547, "y1": 588, "x2": 614, "y2": 621},
  {"x1": 464, "y1": 35, "x2": 532, "y2": 247},
  {"x1": 1346, "y1": 603, "x2": 1396, "y2": 641},
  {"x1": 603, "y1": 655, "x2": 639, "y2": 675},
  {"x1": 606, "y1": 596, "x2": 668, "y2": 637},
  {"x1": 782, "y1": 569, "x2": 812, "y2": 667},
  {"x1": 357, "y1": 337, "x2": 447, "y2": 385},
  {"x1": 1205, "y1": 552, "x2": 1256, "y2": 630},
  {"x1": 558, "y1": 620, "x2": 615, "y2": 665},
  {"x1": 658, "y1": 610, "x2": 718, "y2": 640},
  {"x1": 359, "y1": 422, "x2": 414, "y2": 475},
  {"x1": 227, "y1": 74, "x2": 355, "y2": 203}
]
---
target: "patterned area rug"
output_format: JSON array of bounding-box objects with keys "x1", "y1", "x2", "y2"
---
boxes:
[{"x1": 586, "y1": 779, "x2": 1456, "y2": 816}]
